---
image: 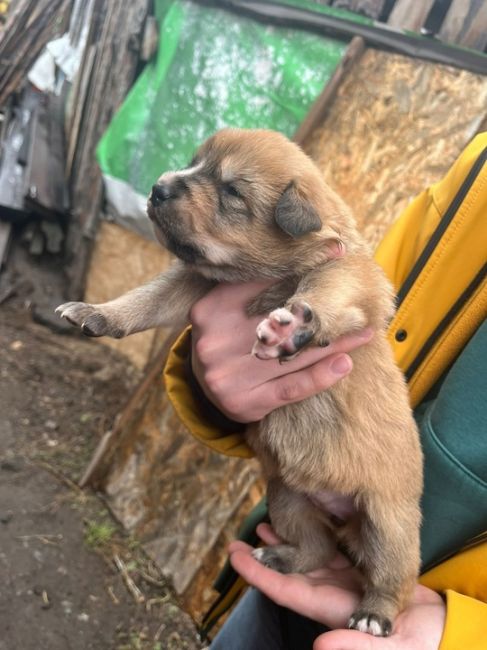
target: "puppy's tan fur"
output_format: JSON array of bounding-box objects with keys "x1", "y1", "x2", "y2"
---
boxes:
[{"x1": 57, "y1": 129, "x2": 422, "y2": 636}]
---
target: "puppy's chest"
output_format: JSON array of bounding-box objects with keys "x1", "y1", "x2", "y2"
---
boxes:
[{"x1": 249, "y1": 392, "x2": 343, "y2": 486}]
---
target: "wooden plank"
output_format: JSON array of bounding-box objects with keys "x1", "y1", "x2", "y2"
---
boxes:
[
  {"x1": 0, "y1": 0, "x2": 70, "y2": 106},
  {"x1": 66, "y1": 0, "x2": 151, "y2": 297},
  {"x1": 387, "y1": 0, "x2": 436, "y2": 31},
  {"x1": 0, "y1": 221, "x2": 12, "y2": 268},
  {"x1": 25, "y1": 94, "x2": 66, "y2": 218},
  {"x1": 65, "y1": 45, "x2": 96, "y2": 179},
  {"x1": 0, "y1": 0, "x2": 30, "y2": 51},
  {"x1": 440, "y1": 0, "x2": 487, "y2": 51},
  {"x1": 293, "y1": 36, "x2": 365, "y2": 146},
  {"x1": 333, "y1": 0, "x2": 386, "y2": 19}
]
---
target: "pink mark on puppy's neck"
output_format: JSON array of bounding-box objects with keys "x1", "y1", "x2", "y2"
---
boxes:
[{"x1": 307, "y1": 490, "x2": 356, "y2": 527}]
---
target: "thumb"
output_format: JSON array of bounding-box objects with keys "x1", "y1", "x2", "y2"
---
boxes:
[{"x1": 314, "y1": 629, "x2": 386, "y2": 650}]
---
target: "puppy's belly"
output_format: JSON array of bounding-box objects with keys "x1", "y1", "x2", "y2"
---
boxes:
[{"x1": 307, "y1": 490, "x2": 356, "y2": 526}]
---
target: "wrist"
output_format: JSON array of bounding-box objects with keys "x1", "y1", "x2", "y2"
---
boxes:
[{"x1": 185, "y1": 339, "x2": 245, "y2": 434}]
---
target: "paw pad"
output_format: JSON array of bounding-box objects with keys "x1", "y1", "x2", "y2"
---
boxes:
[{"x1": 252, "y1": 302, "x2": 315, "y2": 360}]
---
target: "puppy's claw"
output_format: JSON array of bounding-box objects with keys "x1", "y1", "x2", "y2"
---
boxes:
[
  {"x1": 348, "y1": 611, "x2": 392, "y2": 637},
  {"x1": 251, "y1": 547, "x2": 289, "y2": 573},
  {"x1": 55, "y1": 301, "x2": 115, "y2": 337},
  {"x1": 252, "y1": 340, "x2": 282, "y2": 360}
]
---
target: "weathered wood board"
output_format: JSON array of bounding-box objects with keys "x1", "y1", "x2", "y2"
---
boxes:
[
  {"x1": 304, "y1": 49, "x2": 487, "y2": 250},
  {"x1": 102, "y1": 367, "x2": 262, "y2": 596}
]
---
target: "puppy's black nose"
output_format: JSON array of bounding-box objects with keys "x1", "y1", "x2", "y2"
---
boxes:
[{"x1": 151, "y1": 182, "x2": 172, "y2": 206}]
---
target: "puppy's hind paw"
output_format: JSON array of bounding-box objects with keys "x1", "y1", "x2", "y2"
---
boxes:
[
  {"x1": 252, "y1": 547, "x2": 291, "y2": 573},
  {"x1": 252, "y1": 301, "x2": 316, "y2": 360},
  {"x1": 348, "y1": 610, "x2": 392, "y2": 637}
]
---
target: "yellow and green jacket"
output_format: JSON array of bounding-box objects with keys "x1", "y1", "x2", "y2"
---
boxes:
[{"x1": 165, "y1": 133, "x2": 487, "y2": 648}]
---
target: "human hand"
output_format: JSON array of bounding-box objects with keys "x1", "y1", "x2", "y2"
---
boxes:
[
  {"x1": 190, "y1": 282, "x2": 374, "y2": 423},
  {"x1": 229, "y1": 524, "x2": 446, "y2": 649}
]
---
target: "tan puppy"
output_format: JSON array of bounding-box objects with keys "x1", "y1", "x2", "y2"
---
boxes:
[{"x1": 57, "y1": 129, "x2": 423, "y2": 637}]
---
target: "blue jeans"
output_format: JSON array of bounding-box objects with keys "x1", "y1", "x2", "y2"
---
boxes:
[{"x1": 210, "y1": 588, "x2": 329, "y2": 650}]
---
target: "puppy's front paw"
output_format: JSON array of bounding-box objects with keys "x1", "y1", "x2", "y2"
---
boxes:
[
  {"x1": 252, "y1": 301, "x2": 317, "y2": 360},
  {"x1": 348, "y1": 610, "x2": 393, "y2": 637},
  {"x1": 55, "y1": 302, "x2": 123, "y2": 338}
]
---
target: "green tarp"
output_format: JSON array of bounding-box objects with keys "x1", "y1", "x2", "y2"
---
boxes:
[{"x1": 96, "y1": 0, "x2": 351, "y2": 237}]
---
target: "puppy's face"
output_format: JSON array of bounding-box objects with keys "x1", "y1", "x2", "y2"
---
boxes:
[{"x1": 147, "y1": 129, "x2": 346, "y2": 280}]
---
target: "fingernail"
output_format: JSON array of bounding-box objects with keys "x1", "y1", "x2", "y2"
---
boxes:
[{"x1": 331, "y1": 354, "x2": 352, "y2": 375}]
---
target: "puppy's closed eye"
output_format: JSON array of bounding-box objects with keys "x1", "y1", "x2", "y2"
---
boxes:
[{"x1": 222, "y1": 183, "x2": 242, "y2": 198}]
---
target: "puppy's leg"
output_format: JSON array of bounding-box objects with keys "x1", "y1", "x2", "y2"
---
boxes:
[
  {"x1": 57, "y1": 264, "x2": 214, "y2": 338},
  {"x1": 252, "y1": 265, "x2": 369, "y2": 360},
  {"x1": 348, "y1": 495, "x2": 421, "y2": 636},
  {"x1": 252, "y1": 478, "x2": 336, "y2": 574}
]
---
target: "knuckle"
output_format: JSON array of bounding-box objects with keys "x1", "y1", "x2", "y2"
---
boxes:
[
  {"x1": 276, "y1": 381, "x2": 301, "y2": 404},
  {"x1": 204, "y1": 370, "x2": 223, "y2": 395},
  {"x1": 194, "y1": 337, "x2": 212, "y2": 364},
  {"x1": 309, "y1": 363, "x2": 330, "y2": 390},
  {"x1": 189, "y1": 301, "x2": 206, "y2": 327}
]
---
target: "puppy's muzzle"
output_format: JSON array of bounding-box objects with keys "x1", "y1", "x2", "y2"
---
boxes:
[{"x1": 150, "y1": 182, "x2": 172, "y2": 207}]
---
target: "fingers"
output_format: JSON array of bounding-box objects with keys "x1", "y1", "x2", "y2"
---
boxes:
[
  {"x1": 248, "y1": 352, "x2": 353, "y2": 418},
  {"x1": 251, "y1": 327, "x2": 375, "y2": 384},
  {"x1": 214, "y1": 328, "x2": 373, "y2": 420},
  {"x1": 228, "y1": 540, "x2": 253, "y2": 555},
  {"x1": 314, "y1": 629, "x2": 385, "y2": 650},
  {"x1": 229, "y1": 548, "x2": 359, "y2": 629},
  {"x1": 256, "y1": 522, "x2": 282, "y2": 545},
  {"x1": 228, "y1": 549, "x2": 301, "y2": 609}
]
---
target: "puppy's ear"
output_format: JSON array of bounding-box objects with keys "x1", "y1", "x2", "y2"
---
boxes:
[{"x1": 274, "y1": 182, "x2": 322, "y2": 238}]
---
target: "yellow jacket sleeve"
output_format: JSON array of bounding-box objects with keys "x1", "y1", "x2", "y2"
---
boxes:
[
  {"x1": 440, "y1": 591, "x2": 487, "y2": 649},
  {"x1": 164, "y1": 326, "x2": 253, "y2": 458},
  {"x1": 420, "y1": 541, "x2": 487, "y2": 648}
]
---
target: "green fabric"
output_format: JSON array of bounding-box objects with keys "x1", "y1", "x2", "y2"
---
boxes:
[
  {"x1": 418, "y1": 320, "x2": 487, "y2": 570},
  {"x1": 213, "y1": 496, "x2": 269, "y2": 595},
  {"x1": 96, "y1": 0, "x2": 349, "y2": 197}
]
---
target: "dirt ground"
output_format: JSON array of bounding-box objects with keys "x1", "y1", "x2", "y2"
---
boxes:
[{"x1": 0, "y1": 305, "x2": 203, "y2": 650}]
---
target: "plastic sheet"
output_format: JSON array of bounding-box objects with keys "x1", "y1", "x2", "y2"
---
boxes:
[{"x1": 96, "y1": 0, "x2": 348, "y2": 236}]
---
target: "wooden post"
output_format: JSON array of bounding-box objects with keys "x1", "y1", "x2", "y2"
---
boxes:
[
  {"x1": 387, "y1": 0, "x2": 436, "y2": 31},
  {"x1": 440, "y1": 0, "x2": 487, "y2": 51},
  {"x1": 333, "y1": 0, "x2": 386, "y2": 19}
]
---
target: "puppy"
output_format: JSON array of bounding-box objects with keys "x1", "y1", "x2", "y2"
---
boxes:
[{"x1": 57, "y1": 129, "x2": 423, "y2": 636}]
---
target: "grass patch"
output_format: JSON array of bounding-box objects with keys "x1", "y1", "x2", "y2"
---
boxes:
[{"x1": 84, "y1": 518, "x2": 117, "y2": 549}]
